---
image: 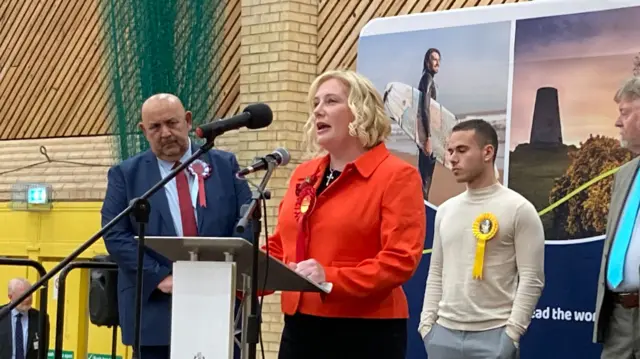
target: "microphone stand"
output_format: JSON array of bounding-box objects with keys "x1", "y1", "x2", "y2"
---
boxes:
[
  {"x1": 0, "y1": 136, "x2": 217, "y2": 357},
  {"x1": 235, "y1": 159, "x2": 276, "y2": 359}
]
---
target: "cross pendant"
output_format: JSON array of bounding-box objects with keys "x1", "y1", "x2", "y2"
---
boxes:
[{"x1": 326, "y1": 171, "x2": 334, "y2": 186}]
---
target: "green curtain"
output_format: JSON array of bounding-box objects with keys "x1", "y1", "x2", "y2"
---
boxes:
[{"x1": 103, "y1": 0, "x2": 225, "y2": 160}]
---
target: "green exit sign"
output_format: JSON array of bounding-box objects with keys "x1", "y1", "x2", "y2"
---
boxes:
[
  {"x1": 47, "y1": 350, "x2": 73, "y2": 359},
  {"x1": 88, "y1": 354, "x2": 123, "y2": 359},
  {"x1": 46, "y1": 351, "x2": 121, "y2": 359},
  {"x1": 27, "y1": 186, "x2": 48, "y2": 204}
]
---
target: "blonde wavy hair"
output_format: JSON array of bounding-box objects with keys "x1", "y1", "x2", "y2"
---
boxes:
[{"x1": 302, "y1": 69, "x2": 392, "y2": 156}]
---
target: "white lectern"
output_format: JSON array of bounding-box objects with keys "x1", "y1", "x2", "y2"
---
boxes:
[{"x1": 137, "y1": 236, "x2": 329, "y2": 359}]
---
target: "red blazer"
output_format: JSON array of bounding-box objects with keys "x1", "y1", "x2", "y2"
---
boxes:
[{"x1": 265, "y1": 142, "x2": 426, "y2": 319}]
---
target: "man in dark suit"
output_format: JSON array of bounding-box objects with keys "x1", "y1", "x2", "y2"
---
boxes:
[
  {"x1": 101, "y1": 93, "x2": 252, "y2": 359},
  {"x1": 594, "y1": 76, "x2": 640, "y2": 358},
  {"x1": 0, "y1": 278, "x2": 49, "y2": 359}
]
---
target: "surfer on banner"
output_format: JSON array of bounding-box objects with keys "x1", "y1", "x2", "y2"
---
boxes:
[{"x1": 416, "y1": 48, "x2": 441, "y2": 200}]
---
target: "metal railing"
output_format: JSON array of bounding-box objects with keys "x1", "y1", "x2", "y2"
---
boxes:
[
  {"x1": 54, "y1": 260, "x2": 119, "y2": 359},
  {"x1": 0, "y1": 257, "x2": 49, "y2": 359}
]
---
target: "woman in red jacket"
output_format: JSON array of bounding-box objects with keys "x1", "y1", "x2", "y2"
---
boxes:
[{"x1": 266, "y1": 69, "x2": 426, "y2": 359}]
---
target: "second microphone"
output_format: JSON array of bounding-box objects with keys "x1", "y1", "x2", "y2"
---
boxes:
[{"x1": 236, "y1": 148, "x2": 291, "y2": 178}]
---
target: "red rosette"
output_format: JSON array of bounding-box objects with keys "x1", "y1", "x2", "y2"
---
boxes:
[
  {"x1": 293, "y1": 175, "x2": 318, "y2": 262},
  {"x1": 188, "y1": 160, "x2": 211, "y2": 208}
]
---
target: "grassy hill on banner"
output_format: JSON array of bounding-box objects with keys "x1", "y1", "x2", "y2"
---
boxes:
[{"x1": 509, "y1": 135, "x2": 634, "y2": 240}]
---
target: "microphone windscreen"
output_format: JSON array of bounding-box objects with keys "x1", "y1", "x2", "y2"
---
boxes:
[
  {"x1": 274, "y1": 147, "x2": 291, "y2": 166},
  {"x1": 244, "y1": 103, "x2": 273, "y2": 129}
]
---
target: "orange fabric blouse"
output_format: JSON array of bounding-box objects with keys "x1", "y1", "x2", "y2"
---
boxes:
[{"x1": 264, "y1": 142, "x2": 426, "y2": 319}]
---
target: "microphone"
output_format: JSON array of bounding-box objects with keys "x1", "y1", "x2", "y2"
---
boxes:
[
  {"x1": 236, "y1": 148, "x2": 291, "y2": 178},
  {"x1": 195, "y1": 103, "x2": 273, "y2": 139}
]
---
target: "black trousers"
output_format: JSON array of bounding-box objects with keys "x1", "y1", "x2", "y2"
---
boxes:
[
  {"x1": 132, "y1": 344, "x2": 242, "y2": 359},
  {"x1": 277, "y1": 313, "x2": 407, "y2": 359},
  {"x1": 418, "y1": 147, "x2": 436, "y2": 200}
]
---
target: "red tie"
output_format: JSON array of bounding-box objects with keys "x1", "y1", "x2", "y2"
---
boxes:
[{"x1": 174, "y1": 162, "x2": 198, "y2": 236}]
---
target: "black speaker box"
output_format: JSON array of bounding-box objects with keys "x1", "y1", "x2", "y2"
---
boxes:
[{"x1": 88, "y1": 254, "x2": 119, "y2": 327}]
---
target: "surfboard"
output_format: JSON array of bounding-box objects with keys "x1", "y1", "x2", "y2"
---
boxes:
[
  {"x1": 382, "y1": 81, "x2": 506, "y2": 170},
  {"x1": 382, "y1": 81, "x2": 457, "y2": 169}
]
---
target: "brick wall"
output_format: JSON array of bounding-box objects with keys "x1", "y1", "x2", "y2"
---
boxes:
[
  {"x1": 239, "y1": 0, "x2": 318, "y2": 356},
  {"x1": 0, "y1": 136, "x2": 114, "y2": 201}
]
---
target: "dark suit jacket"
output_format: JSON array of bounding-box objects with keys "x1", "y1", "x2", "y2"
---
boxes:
[
  {"x1": 0, "y1": 305, "x2": 50, "y2": 359},
  {"x1": 593, "y1": 156, "x2": 640, "y2": 343},
  {"x1": 100, "y1": 144, "x2": 252, "y2": 347}
]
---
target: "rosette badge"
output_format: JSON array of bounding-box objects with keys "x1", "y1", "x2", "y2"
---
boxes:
[
  {"x1": 294, "y1": 175, "x2": 318, "y2": 262},
  {"x1": 471, "y1": 212, "x2": 499, "y2": 280}
]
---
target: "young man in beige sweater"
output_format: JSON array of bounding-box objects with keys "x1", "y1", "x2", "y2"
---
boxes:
[{"x1": 419, "y1": 119, "x2": 545, "y2": 359}]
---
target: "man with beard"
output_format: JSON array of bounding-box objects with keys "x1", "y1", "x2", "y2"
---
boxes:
[
  {"x1": 100, "y1": 93, "x2": 252, "y2": 359},
  {"x1": 594, "y1": 76, "x2": 640, "y2": 359},
  {"x1": 417, "y1": 48, "x2": 440, "y2": 201}
]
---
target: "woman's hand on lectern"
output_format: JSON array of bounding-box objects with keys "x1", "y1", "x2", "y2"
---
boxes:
[{"x1": 291, "y1": 259, "x2": 326, "y2": 284}]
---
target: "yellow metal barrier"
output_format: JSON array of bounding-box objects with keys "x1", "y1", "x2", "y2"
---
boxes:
[{"x1": 0, "y1": 202, "x2": 132, "y2": 359}]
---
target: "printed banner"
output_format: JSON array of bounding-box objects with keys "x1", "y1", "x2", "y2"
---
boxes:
[{"x1": 358, "y1": 1, "x2": 640, "y2": 358}]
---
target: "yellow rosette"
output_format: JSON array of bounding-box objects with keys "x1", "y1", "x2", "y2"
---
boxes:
[{"x1": 471, "y1": 212, "x2": 499, "y2": 280}]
